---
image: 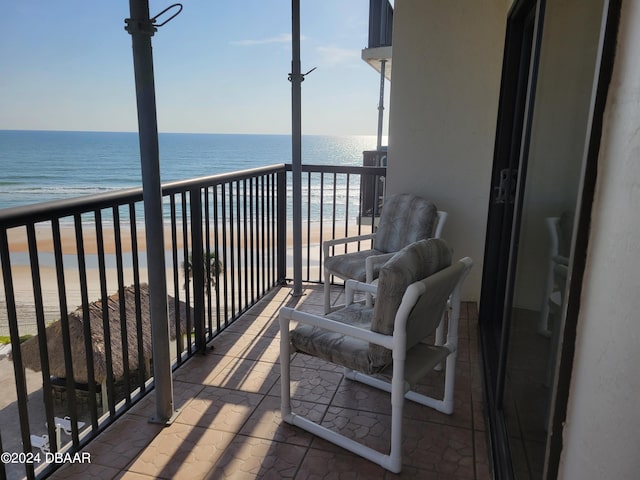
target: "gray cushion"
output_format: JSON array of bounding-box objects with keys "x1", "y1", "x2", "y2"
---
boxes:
[
  {"x1": 369, "y1": 238, "x2": 452, "y2": 365},
  {"x1": 374, "y1": 194, "x2": 438, "y2": 253},
  {"x1": 290, "y1": 303, "x2": 377, "y2": 373},
  {"x1": 323, "y1": 249, "x2": 384, "y2": 282}
]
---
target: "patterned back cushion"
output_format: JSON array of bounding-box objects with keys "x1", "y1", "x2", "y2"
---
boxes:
[
  {"x1": 369, "y1": 238, "x2": 452, "y2": 366},
  {"x1": 374, "y1": 194, "x2": 438, "y2": 253}
]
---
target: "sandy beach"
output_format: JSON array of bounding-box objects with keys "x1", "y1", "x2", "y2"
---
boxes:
[{"x1": 1, "y1": 221, "x2": 368, "y2": 336}]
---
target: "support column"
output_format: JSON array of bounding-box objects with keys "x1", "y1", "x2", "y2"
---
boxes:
[
  {"x1": 125, "y1": 0, "x2": 175, "y2": 424},
  {"x1": 290, "y1": 0, "x2": 303, "y2": 297}
]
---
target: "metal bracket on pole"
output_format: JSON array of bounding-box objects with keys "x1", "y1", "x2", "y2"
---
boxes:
[
  {"x1": 288, "y1": 67, "x2": 317, "y2": 83},
  {"x1": 125, "y1": 3, "x2": 182, "y2": 36}
]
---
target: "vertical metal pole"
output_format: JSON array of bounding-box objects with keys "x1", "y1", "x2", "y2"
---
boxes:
[
  {"x1": 126, "y1": 0, "x2": 175, "y2": 424},
  {"x1": 376, "y1": 59, "x2": 386, "y2": 151},
  {"x1": 291, "y1": 0, "x2": 303, "y2": 296}
]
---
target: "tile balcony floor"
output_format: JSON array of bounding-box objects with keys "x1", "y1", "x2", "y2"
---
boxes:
[{"x1": 50, "y1": 284, "x2": 491, "y2": 480}]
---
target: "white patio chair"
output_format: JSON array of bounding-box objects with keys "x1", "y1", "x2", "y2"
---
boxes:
[
  {"x1": 323, "y1": 193, "x2": 446, "y2": 314},
  {"x1": 53, "y1": 416, "x2": 86, "y2": 435},
  {"x1": 280, "y1": 238, "x2": 472, "y2": 473},
  {"x1": 30, "y1": 434, "x2": 50, "y2": 454}
]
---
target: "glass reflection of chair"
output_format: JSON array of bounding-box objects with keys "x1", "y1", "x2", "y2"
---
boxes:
[
  {"x1": 279, "y1": 238, "x2": 472, "y2": 473},
  {"x1": 539, "y1": 214, "x2": 572, "y2": 337},
  {"x1": 322, "y1": 193, "x2": 447, "y2": 314}
]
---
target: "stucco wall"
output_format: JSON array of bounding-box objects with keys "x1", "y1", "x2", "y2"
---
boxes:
[
  {"x1": 385, "y1": 0, "x2": 507, "y2": 299},
  {"x1": 558, "y1": 2, "x2": 640, "y2": 478}
]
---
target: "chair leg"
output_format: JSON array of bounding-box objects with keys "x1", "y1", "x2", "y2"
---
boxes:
[
  {"x1": 280, "y1": 364, "x2": 404, "y2": 473},
  {"x1": 440, "y1": 352, "x2": 457, "y2": 415},
  {"x1": 323, "y1": 268, "x2": 332, "y2": 314},
  {"x1": 389, "y1": 362, "x2": 405, "y2": 473},
  {"x1": 279, "y1": 316, "x2": 293, "y2": 420}
]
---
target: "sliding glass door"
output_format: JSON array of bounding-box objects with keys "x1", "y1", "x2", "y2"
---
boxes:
[{"x1": 479, "y1": 0, "x2": 608, "y2": 478}]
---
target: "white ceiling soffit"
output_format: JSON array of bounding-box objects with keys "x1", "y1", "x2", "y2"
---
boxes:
[{"x1": 361, "y1": 46, "x2": 392, "y2": 80}]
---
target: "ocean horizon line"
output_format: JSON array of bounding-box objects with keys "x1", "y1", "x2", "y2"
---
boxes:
[
  {"x1": 0, "y1": 131, "x2": 380, "y2": 211},
  {"x1": 0, "y1": 129, "x2": 379, "y2": 139}
]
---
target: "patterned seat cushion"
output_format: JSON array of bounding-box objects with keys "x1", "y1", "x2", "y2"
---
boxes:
[
  {"x1": 290, "y1": 303, "x2": 378, "y2": 373},
  {"x1": 323, "y1": 249, "x2": 385, "y2": 282}
]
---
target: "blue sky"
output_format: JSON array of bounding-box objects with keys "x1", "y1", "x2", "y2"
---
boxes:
[{"x1": 0, "y1": 1, "x2": 389, "y2": 136}]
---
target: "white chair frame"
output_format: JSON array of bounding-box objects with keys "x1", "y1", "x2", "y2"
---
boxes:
[
  {"x1": 280, "y1": 256, "x2": 472, "y2": 473},
  {"x1": 539, "y1": 217, "x2": 569, "y2": 336}
]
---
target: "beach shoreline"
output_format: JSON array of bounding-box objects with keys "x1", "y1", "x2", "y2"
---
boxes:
[{"x1": 1, "y1": 221, "x2": 368, "y2": 335}]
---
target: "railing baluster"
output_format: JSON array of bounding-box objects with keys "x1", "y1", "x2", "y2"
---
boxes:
[
  {"x1": 249, "y1": 177, "x2": 255, "y2": 304},
  {"x1": 345, "y1": 173, "x2": 351, "y2": 240},
  {"x1": 72, "y1": 216, "x2": 99, "y2": 429},
  {"x1": 306, "y1": 171, "x2": 312, "y2": 281},
  {"x1": 0, "y1": 227, "x2": 36, "y2": 480},
  {"x1": 242, "y1": 179, "x2": 249, "y2": 308},
  {"x1": 319, "y1": 173, "x2": 325, "y2": 283},
  {"x1": 267, "y1": 174, "x2": 273, "y2": 286},
  {"x1": 25, "y1": 223, "x2": 58, "y2": 447},
  {"x1": 95, "y1": 210, "x2": 116, "y2": 417},
  {"x1": 129, "y1": 203, "x2": 147, "y2": 393},
  {"x1": 190, "y1": 188, "x2": 205, "y2": 354},
  {"x1": 221, "y1": 184, "x2": 229, "y2": 327},
  {"x1": 170, "y1": 194, "x2": 183, "y2": 362},
  {"x1": 236, "y1": 181, "x2": 243, "y2": 315},
  {"x1": 203, "y1": 187, "x2": 213, "y2": 340},
  {"x1": 181, "y1": 194, "x2": 192, "y2": 353},
  {"x1": 213, "y1": 185, "x2": 221, "y2": 334},
  {"x1": 51, "y1": 218, "x2": 81, "y2": 446},
  {"x1": 113, "y1": 207, "x2": 131, "y2": 404},
  {"x1": 277, "y1": 170, "x2": 287, "y2": 283},
  {"x1": 228, "y1": 183, "x2": 235, "y2": 322},
  {"x1": 260, "y1": 175, "x2": 266, "y2": 295}
]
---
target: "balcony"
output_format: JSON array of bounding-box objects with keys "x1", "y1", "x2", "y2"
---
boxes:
[{"x1": 0, "y1": 164, "x2": 489, "y2": 479}]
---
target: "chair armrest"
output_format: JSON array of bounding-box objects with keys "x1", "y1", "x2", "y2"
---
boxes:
[
  {"x1": 365, "y1": 252, "x2": 395, "y2": 283},
  {"x1": 344, "y1": 279, "x2": 378, "y2": 305},
  {"x1": 323, "y1": 233, "x2": 377, "y2": 257},
  {"x1": 279, "y1": 307, "x2": 394, "y2": 349}
]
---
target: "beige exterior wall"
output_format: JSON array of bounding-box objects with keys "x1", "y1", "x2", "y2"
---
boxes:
[
  {"x1": 558, "y1": 2, "x2": 640, "y2": 478},
  {"x1": 385, "y1": 0, "x2": 508, "y2": 299}
]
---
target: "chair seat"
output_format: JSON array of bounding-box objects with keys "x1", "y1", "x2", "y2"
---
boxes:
[
  {"x1": 290, "y1": 303, "x2": 390, "y2": 375},
  {"x1": 382, "y1": 343, "x2": 451, "y2": 387},
  {"x1": 323, "y1": 249, "x2": 384, "y2": 282}
]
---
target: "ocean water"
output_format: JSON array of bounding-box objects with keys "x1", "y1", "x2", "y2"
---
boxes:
[{"x1": 0, "y1": 130, "x2": 377, "y2": 211}]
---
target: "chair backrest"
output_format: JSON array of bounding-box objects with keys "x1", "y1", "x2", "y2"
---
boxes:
[
  {"x1": 369, "y1": 238, "x2": 452, "y2": 365},
  {"x1": 373, "y1": 194, "x2": 438, "y2": 253},
  {"x1": 403, "y1": 259, "x2": 469, "y2": 351},
  {"x1": 548, "y1": 211, "x2": 574, "y2": 258}
]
